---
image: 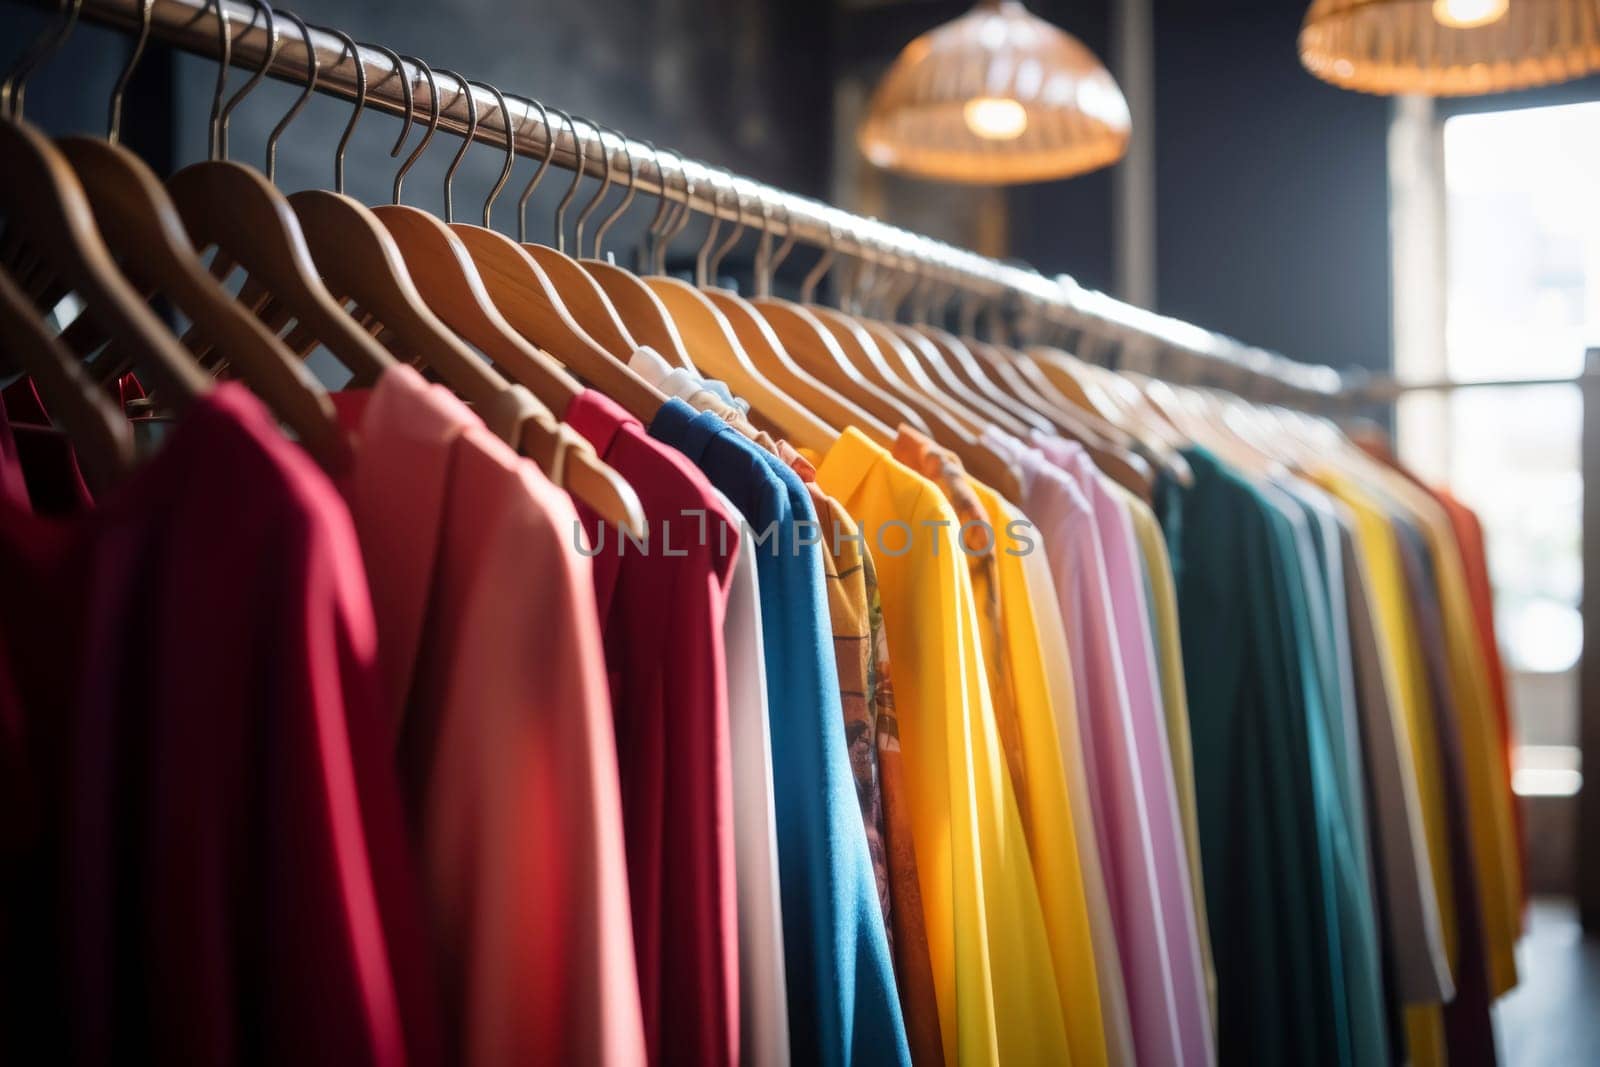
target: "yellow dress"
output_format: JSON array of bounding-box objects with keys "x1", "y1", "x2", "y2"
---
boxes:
[
  {"x1": 816, "y1": 429, "x2": 1073, "y2": 1067},
  {"x1": 971, "y1": 480, "x2": 1110, "y2": 1067}
]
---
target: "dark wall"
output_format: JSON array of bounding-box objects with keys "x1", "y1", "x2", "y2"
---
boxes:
[
  {"x1": 1151, "y1": 0, "x2": 1393, "y2": 373},
  {"x1": 1003, "y1": 0, "x2": 1394, "y2": 374}
]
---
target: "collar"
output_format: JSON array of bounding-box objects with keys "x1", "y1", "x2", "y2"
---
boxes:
[{"x1": 814, "y1": 425, "x2": 887, "y2": 507}]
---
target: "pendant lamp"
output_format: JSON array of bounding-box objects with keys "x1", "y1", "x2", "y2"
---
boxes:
[
  {"x1": 857, "y1": 0, "x2": 1131, "y2": 184},
  {"x1": 1300, "y1": 0, "x2": 1600, "y2": 95}
]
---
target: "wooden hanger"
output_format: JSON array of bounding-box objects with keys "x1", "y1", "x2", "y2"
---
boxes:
[
  {"x1": 957, "y1": 307, "x2": 1163, "y2": 497},
  {"x1": 1028, "y1": 343, "x2": 1136, "y2": 430},
  {"x1": 0, "y1": 0, "x2": 205, "y2": 413},
  {"x1": 424, "y1": 83, "x2": 663, "y2": 421},
  {"x1": 377, "y1": 207, "x2": 647, "y2": 533},
  {"x1": 967, "y1": 339, "x2": 1158, "y2": 500},
  {"x1": 803, "y1": 257, "x2": 978, "y2": 448},
  {"x1": 693, "y1": 176, "x2": 886, "y2": 443},
  {"x1": 847, "y1": 314, "x2": 1021, "y2": 495},
  {"x1": 638, "y1": 163, "x2": 834, "y2": 450},
  {"x1": 575, "y1": 138, "x2": 696, "y2": 369},
  {"x1": 920, "y1": 320, "x2": 1056, "y2": 435},
  {"x1": 158, "y1": 5, "x2": 391, "y2": 392},
  {"x1": 645, "y1": 276, "x2": 834, "y2": 449},
  {"x1": 274, "y1": 38, "x2": 516, "y2": 422},
  {"x1": 358, "y1": 71, "x2": 645, "y2": 534},
  {"x1": 0, "y1": 263, "x2": 134, "y2": 495},
  {"x1": 828, "y1": 258, "x2": 1020, "y2": 496},
  {"x1": 514, "y1": 112, "x2": 638, "y2": 361},
  {"x1": 804, "y1": 305, "x2": 933, "y2": 432},
  {"x1": 746, "y1": 204, "x2": 925, "y2": 440},
  {"x1": 0, "y1": 119, "x2": 207, "y2": 413},
  {"x1": 899, "y1": 322, "x2": 1032, "y2": 437},
  {"x1": 51, "y1": 3, "x2": 342, "y2": 466},
  {"x1": 1023, "y1": 332, "x2": 1185, "y2": 462}
]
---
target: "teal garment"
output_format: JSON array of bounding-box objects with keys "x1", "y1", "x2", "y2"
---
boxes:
[
  {"x1": 1159, "y1": 448, "x2": 1367, "y2": 1067},
  {"x1": 1266, "y1": 485, "x2": 1391, "y2": 1067}
]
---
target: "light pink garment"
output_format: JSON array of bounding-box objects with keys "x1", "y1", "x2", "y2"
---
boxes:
[
  {"x1": 984, "y1": 427, "x2": 1210, "y2": 1067},
  {"x1": 1032, "y1": 433, "x2": 1215, "y2": 1067},
  {"x1": 334, "y1": 367, "x2": 646, "y2": 1066}
]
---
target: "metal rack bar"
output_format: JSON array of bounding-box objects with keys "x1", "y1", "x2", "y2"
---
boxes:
[{"x1": 18, "y1": 0, "x2": 1361, "y2": 406}]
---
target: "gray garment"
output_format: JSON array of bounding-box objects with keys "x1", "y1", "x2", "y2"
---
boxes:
[{"x1": 1337, "y1": 511, "x2": 1456, "y2": 1004}]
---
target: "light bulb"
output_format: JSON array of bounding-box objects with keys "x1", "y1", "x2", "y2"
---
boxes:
[
  {"x1": 1432, "y1": 0, "x2": 1510, "y2": 29},
  {"x1": 963, "y1": 97, "x2": 1028, "y2": 140}
]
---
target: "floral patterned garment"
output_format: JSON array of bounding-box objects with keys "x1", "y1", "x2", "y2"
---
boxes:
[{"x1": 890, "y1": 427, "x2": 1030, "y2": 824}]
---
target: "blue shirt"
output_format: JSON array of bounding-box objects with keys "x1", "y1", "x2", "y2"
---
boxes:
[{"x1": 649, "y1": 400, "x2": 910, "y2": 1067}]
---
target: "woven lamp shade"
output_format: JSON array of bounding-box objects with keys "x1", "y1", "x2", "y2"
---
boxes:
[
  {"x1": 857, "y1": 0, "x2": 1131, "y2": 184},
  {"x1": 1301, "y1": 0, "x2": 1600, "y2": 96}
]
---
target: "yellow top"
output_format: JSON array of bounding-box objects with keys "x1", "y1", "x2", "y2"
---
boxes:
[
  {"x1": 1123, "y1": 491, "x2": 1218, "y2": 1033},
  {"x1": 970, "y1": 480, "x2": 1109, "y2": 1067},
  {"x1": 816, "y1": 428, "x2": 1072, "y2": 1066}
]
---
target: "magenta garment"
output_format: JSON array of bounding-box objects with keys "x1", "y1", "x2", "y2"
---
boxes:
[
  {"x1": 566, "y1": 390, "x2": 743, "y2": 1067},
  {"x1": 988, "y1": 428, "x2": 1213, "y2": 1067},
  {"x1": 0, "y1": 385, "x2": 420, "y2": 1066}
]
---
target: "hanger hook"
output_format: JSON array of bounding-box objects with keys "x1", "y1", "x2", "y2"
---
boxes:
[
  {"x1": 554, "y1": 112, "x2": 592, "y2": 253},
  {"x1": 2, "y1": 0, "x2": 83, "y2": 121},
  {"x1": 933, "y1": 256, "x2": 961, "y2": 329},
  {"x1": 887, "y1": 238, "x2": 923, "y2": 322},
  {"x1": 759, "y1": 198, "x2": 799, "y2": 299},
  {"x1": 800, "y1": 213, "x2": 839, "y2": 306},
  {"x1": 204, "y1": 0, "x2": 234, "y2": 161},
  {"x1": 435, "y1": 68, "x2": 474, "y2": 224},
  {"x1": 216, "y1": 0, "x2": 276, "y2": 161},
  {"x1": 704, "y1": 168, "x2": 747, "y2": 287},
  {"x1": 469, "y1": 80, "x2": 517, "y2": 229},
  {"x1": 641, "y1": 145, "x2": 684, "y2": 273},
  {"x1": 573, "y1": 126, "x2": 616, "y2": 256},
  {"x1": 107, "y1": 0, "x2": 154, "y2": 144},
  {"x1": 959, "y1": 283, "x2": 981, "y2": 338},
  {"x1": 514, "y1": 97, "x2": 555, "y2": 243},
  {"x1": 693, "y1": 164, "x2": 727, "y2": 288},
  {"x1": 392, "y1": 54, "x2": 437, "y2": 204},
  {"x1": 658, "y1": 153, "x2": 697, "y2": 275},
  {"x1": 367, "y1": 44, "x2": 414, "y2": 161},
  {"x1": 592, "y1": 126, "x2": 637, "y2": 260},
  {"x1": 753, "y1": 191, "x2": 775, "y2": 298},
  {"x1": 314, "y1": 28, "x2": 365, "y2": 195},
  {"x1": 264, "y1": 9, "x2": 315, "y2": 183},
  {"x1": 909, "y1": 244, "x2": 939, "y2": 326}
]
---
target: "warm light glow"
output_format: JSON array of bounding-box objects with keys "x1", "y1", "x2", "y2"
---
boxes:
[
  {"x1": 963, "y1": 97, "x2": 1029, "y2": 140},
  {"x1": 1432, "y1": 0, "x2": 1510, "y2": 29}
]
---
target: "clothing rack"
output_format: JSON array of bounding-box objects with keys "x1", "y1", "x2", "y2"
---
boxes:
[
  {"x1": 14, "y1": 0, "x2": 1600, "y2": 964},
  {"x1": 20, "y1": 0, "x2": 1368, "y2": 409}
]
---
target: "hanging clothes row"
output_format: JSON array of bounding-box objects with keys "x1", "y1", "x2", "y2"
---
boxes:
[{"x1": 0, "y1": 1, "x2": 1521, "y2": 1066}]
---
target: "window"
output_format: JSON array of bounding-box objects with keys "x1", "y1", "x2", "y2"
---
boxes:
[{"x1": 1397, "y1": 100, "x2": 1600, "y2": 797}]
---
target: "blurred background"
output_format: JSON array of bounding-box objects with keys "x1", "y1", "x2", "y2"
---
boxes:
[{"x1": 4, "y1": 0, "x2": 1598, "y2": 1057}]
